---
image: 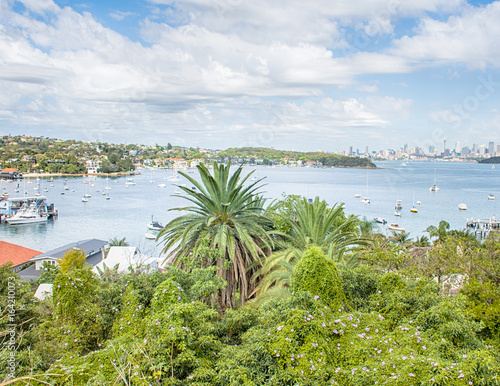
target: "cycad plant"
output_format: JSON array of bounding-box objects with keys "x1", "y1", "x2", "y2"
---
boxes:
[
  {"x1": 158, "y1": 162, "x2": 273, "y2": 311},
  {"x1": 255, "y1": 197, "x2": 362, "y2": 302}
]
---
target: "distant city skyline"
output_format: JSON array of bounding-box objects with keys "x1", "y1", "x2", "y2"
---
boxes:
[{"x1": 1, "y1": 0, "x2": 500, "y2": 151}]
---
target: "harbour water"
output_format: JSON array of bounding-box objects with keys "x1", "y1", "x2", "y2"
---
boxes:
[{"x1": 0, "y1": 161, "x2": 498, "y2": 255}]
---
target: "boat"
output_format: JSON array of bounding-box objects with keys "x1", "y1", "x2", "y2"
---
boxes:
[
  {"x1": 145, "y1": 233, "x2": 156, "y2": 240},
  {"x1": 416, "y1": 200, "x2": 421, "y2": 205},
  {"x1": 374, "y1": 217, "x2": 387, "y2": 224},
  {"x1": 410, "y1": 192, "x2": 418, "y2": 213},
  {"x1": 394, "y1": 211, "x2": 402, "y2": 216},
  {"x1": 430, "y1": 169, "x2": 440, "y2": 192},
  {"x1": 388, "y1": 223, "x2": 404, "y2": 232},
  {"x1": 167, "y1": 171, "x2": 181, "y2": 182},
  {"x1": 361, "y1": 166, "x2": 370, "y2": 204},
  {"x1": 395, "y1": 199, "x2": 402, "y2": 210},
  {"x1": 401, "y1": 162, "x2": 407, "y2": 167},
  {"x1": 488, "y1": 194, "x2": 495, "y2": 200},
  {"x1": 354, "y1": 193, "x2": 361, "y2": 198},
  {"x1": 6, "y1": 201, "x2": 48, "y2": 224},
  {"x1": 147, "y1": 216, "x2": 164, "y2": 231},
  {"x1": 157, "y1": 183, "x2": 167, "y2": 188},
  {"x1": 105, "y1": 177, "x2": 111, "y2": 190},
  {"x1": 82, "y1": 196, "x2": 88, "y2": 202},
  {"x1": 105, "y1": 194, "x2": 110, "y2": 200},
  {"x1": 174, "y1": 190, "x2": 182, "y2": 194},
  {"x1": 458, "y1": 203, "x2": 468, "y2": 210}
]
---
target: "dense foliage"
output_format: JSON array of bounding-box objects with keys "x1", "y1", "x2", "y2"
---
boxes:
[{"x1": 1, "y1": 164, "x2": 500, "y2": 385}]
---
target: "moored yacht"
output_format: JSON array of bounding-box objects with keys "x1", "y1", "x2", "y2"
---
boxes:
[{"x1": 6, "y1": 201, "x2": 48, "y2": 224}]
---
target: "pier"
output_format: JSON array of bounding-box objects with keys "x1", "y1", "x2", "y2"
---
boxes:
[{"x1": 466, "y1": 217, "x2": 499, "y2": 238}]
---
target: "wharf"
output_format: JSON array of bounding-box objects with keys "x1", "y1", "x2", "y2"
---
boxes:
[{"x1": 466, "y1": 218, "x2": 499, "y2": 238}]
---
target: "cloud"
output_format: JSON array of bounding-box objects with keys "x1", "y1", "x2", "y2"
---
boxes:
[
  {"x1": 391, "y1": 2, "x2": 500, "y2": 68},
  {"x1": 109, "y1": 11, "x2": 137, "y2": 21}
]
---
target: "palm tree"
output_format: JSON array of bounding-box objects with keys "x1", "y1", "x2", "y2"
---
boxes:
[
  {"x1": 426, "y1": 220, "x2": 450, "y2": 244},
  {"x1": 158, "y1": 162, "x2": 273, "y2": 311},
  {"x1": 106, "y1": 236, "x2": 129, "y2": 254},
  {"x1": 255, "y1": 197, "x2": 362, "y2": 302}
]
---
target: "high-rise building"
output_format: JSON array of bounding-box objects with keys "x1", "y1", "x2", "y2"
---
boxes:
[
  {"x1": 429, "y1": 145, "x2": 435, "y2": 154},
  {"x1": 455, "y1": 141, "x2": 460, "y2": 153},
  {"x1": 488, "y1": 142, "x2": 495, "y2": 155},
  {"x1": 349, "y1": 146, "x2": 353, "y2": 156},
  {"x1": 497, "y1": 145, "x2": 500, "y2": 156},
  {"x1": 479, "y1": 145, "x2": 486, "y2": 156},
  {"x1": 473, "y1": 143, "x2": 478, "y2": 153}
]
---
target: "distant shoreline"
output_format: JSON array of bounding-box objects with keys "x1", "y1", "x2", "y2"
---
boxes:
[{"x1": 22, "y1": 172, "x2": 140, "y2": 178}]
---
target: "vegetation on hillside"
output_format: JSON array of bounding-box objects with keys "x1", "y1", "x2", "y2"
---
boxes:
[{"x1": 1, "y1": 163, "x2": 499, "y2": 385}]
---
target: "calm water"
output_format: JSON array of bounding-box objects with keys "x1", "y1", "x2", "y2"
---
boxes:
[{"x1": 1, "y1": 161, "x2": 498, "y2": 255}]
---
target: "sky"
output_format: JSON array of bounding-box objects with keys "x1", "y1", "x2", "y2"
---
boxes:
[{"x1": 1, "y1": 0, "x2": 500, "y2": 152}]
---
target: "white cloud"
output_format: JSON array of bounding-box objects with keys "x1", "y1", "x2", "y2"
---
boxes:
[
  {"x1": 391, "y1": 2, "x2": 500, "y2": 68},
  {"x1": 110, "y1": 11, "x2": 137, "y2": 21}
]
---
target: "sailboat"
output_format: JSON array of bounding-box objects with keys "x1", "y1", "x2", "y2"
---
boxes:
[
  {"x1": 105, "y1": 177, "x2": 111, "y2": 190},
  {"x1": 410, "y1": 192, "x2": 418, "y2": 213},
  {"x1": 361, "y1": 167, "x2": 370, "y2": 204},
  {"x1": 430, "y1": 169, "x2": 440, "y2": 191}
]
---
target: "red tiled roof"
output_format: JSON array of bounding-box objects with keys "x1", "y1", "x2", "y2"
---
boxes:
[
  {"x1": 0, "y1": 241, "x2": 42, "y2": 267},
  {"x1": 1, "y1": 168, "x2": 19, "y2": 172}
]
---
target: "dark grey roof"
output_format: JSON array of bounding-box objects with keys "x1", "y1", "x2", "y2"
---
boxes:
[
  {"x1": 33, "y1": 239, "x2": 107, "y2": 260},
  {"x1": 18, "y1": 264, "x2": 41, "y2": 281}
]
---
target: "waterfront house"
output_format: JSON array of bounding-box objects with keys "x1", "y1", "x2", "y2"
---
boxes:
[
  {"x1": 0, "y1": 168, "x2": 22, "y2": 179},
  {"x1": 18, "y1": 239, "x2": 107, "y2": 281},
  {"x1": 93, "y1": 246, "x2": 161, "y2": 274},
  {"x1": 0, "y1": 241, "x2": 42, "y2": 273}
]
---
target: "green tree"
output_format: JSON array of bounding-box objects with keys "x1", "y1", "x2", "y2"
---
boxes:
[
  {"x1": 158, "y1": 162, "x2": 273, "y2": 311},
  {"x1": 256, "y1": 197, "x2": 361, "y2": 302},
  {"x1": 426, "y1": 220, "x2": 450, "y2": 244}
]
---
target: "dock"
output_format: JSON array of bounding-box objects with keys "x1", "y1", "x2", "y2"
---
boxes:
[
  {"x1": 0, "y1": 196, "x2": 58, "y2": 222},
  {"x1": 466, "y1": 218, "x2": 499, "y2": 238}
]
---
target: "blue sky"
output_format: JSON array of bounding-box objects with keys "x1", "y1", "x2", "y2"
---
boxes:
[{"x1": 1, "y1": 0, "x2": 500, "y2": 152}]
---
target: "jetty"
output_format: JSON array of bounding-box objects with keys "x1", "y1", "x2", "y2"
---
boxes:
[
  {"x1": 466, "y1": 217, "x2": 499, "y2": 238},
  {"x1": 0, "y1": 196, "x2": 58, "y2": 222}
]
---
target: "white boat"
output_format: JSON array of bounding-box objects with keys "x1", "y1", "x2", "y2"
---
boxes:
[
  {"x1": 430, "y1": 169, "x2": 440, "y2": 191},
  {"x1": 82, "y1": 197, "x2": 88, "y2": 202},
  {"x1": 374, "y1": 217, "x2": 387, "y2": 224},
  {"x1": 105, "y1": 177, "x2": 111, "y2": 190},
  {"x1": 147, "y1": 216, "x2": 164, "y2": 231},
  {"x1": 416, "y1": 200, "x2": 421, "y2": 205},
  {"x1": 394, "y1": 211, "x2": 402, "y2": 216},
  {"x1": 157, "y1": 183, "x2": 167, "y2": 188},
  {"x1": 395, "y1": 199, "x2": 402, "y2": 210},
  {"x1": 174, "y1": 190, "x2": 182, "y2": 194},
  {"x1": 458, "y1": 203, "x2": 468, "y2": 210},
  {"x1": 145, "y1": 233, "x2": 156, "y2": 240},
  {"x1": 6, "y1": 202, "x2": 48, "y2": 224},
  {"x1": 361, "y1": 197, "x2": 370, "y2": 204},
  {"x1": 401, "y1": 162, "x2": 407, "y2": 167},
  {"x1": 388, "y1": 223, "x2": 404, "y2": 232},
  {"x1": 105, "y1": 194, "x2": 110, "y2": 200},
  {"x1": 167, "y1": 172, "x2": 181, "y2": 182},
  {"x1": 354, "y1": 193, "x2": 361, "y2": 198},
  {"x1": 488, "y1": 194, "x2": 495, "y2": 200}
]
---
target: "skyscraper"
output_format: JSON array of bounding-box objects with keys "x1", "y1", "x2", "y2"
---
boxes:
[{"x1": 488, "y1": 142, "x2": 495, "y2": 155}]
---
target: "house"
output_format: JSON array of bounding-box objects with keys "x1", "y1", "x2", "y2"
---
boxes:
[
  {"x1": 0, "y1": 168, "x2": 22, "y2": 179},
  {"x1": 85, "y1": 159, "x2": 101, "y2": 174},
  {"x1": 18, "y1": 239, "x2": 107, "y2": 281},
  {"x1": 0, "y1": 241, "x2": 42, "y2": 273},
  {"x1": 34, "y1": 283, "x2": 53, "y2": 300},
  {"x1": 170, "y1": 158, "x2": 188, "y2": 169},
  {"x1": 93, "y1": 246, "x2": 161, "y2": 274}
]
